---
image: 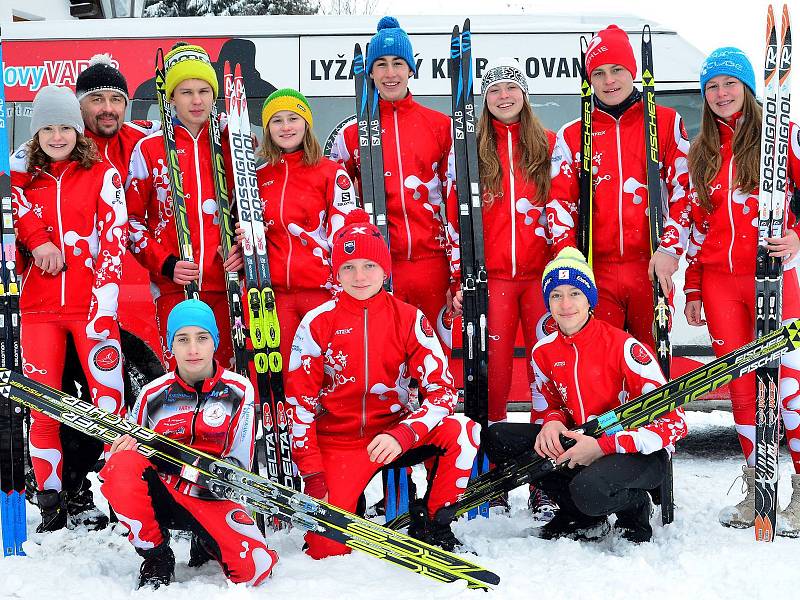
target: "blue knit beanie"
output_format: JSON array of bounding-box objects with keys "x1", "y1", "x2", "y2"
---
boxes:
[
  {"x1": 366, "y1": 16, "x2": 415, "y2": 75},
  {"x1": 700, "y1": 47, "x2": 756, "y2": 97},
  {"x1": 167, "y1": 299, "x2": 220, "y2": 351},
  {"x1": 541, "y1": 248, "x2": 598, "y2": 309}
]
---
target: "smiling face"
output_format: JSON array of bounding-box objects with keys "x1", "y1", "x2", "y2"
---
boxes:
[
  {"x1": 80, "y1": 90, "x2": 126, "y2": 137},
  {"x1": 590, "y1": 64, "x2": 634, "y2": 106},
  {"x1": 170, "y1": 79, "x2": 214, "y2": 135},
  {"x1": 548, "y1": 284, "x2": 591, "y2": 335},
  {"x1": 171, "y1": 325, "x2": 215, "y2": 385},
  {"x1": 485, "y1": 82, "x2": 526, "y2": 124},
  {"x1": 370, "y1": 55, "x2": 411, "y2": 102},
  {"x1": 703, "y1": 75, "x2": 746, "y2": 120},
  {"x1": 268, "y1": 110, "x2": 307, "y2": 153},
  {"x1": 37, "y1": 125, "x2": 77, "y2": 162},
  {"x1": 338, "y1": 258, "x2": 385, "y2": 301}
]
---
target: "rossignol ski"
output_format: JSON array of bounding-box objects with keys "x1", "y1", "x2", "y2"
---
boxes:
[
  {"x1": 755, "y1": 3, "x2": 792, "y2": 543},
  {"x1": 449, "y1": 20, "x2": 490, "y2": 520},
  {"x1": 223, "y1": 63, "x2": 297, "y2": 533},
  {"x1": 207, "y1": 97, "x2": 248, "y2": 374},
  {"x1": 155, "y1": 48, "x2": 200, "y2": 301},
  {"x1": 578, "y1": 34, "x2": 593, "y2": 262},
  {"x1": 641, "y1": 24, "x2": 675, "y2": 525},
  {"x1": 387, "y1": 319, "x2": 800, "y2": 529},
  {"x1": 0, "y1": 33, "x2": 26, "y2": 555},
  {"x1": 0, "y1": 369, "x2": 499, "y2": 589},
  {"x1": 352, "y1": 43, "x2": 410, "y2": 521}
]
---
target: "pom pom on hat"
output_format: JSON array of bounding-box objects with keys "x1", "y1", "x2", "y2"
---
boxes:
[
  {"x1": 331, "y1": 209, "x2": 392, "y2": 277},
  {"x1": 366, "y1": 15, "x2": 416, "y2": 75},
  {"x1": 76, "y1": 53, "x2": 129, "y2": 102},
  {"x1": 541, "y1": 247, "x2": 598, "y2": 309},
  {"x1": 585, "y1": 25, "x2": 637, "y2": 79}
]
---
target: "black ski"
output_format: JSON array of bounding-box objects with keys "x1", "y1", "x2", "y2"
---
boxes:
[
  {"x1": 0, "y1": 368, "x2": 499, "y2": 589},
  {"x1": 155, "y1": 48, "x2": 200, "y2": 301},
  {"x1": 578, "y1": 34, "x2": 593, "y2": 262},
  {"x1": 0, "y1": 35, "x2": 26, "y2": 554},
  {"x1": 387, "y1": 319, "x2": 800, "y2": 529},
  {"x1": 641, "y1": 24, "x2": 674, "y2": 525},
  {"x1": 755, "y1": 3, "x2": 791, "y2": 543}
]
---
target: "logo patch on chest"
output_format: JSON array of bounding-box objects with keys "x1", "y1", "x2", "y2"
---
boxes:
[{"x1": 202, "y1": 401, "x2": 227, "y2": 427}]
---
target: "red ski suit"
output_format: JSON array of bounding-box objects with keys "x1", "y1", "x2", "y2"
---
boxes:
[
  {"x1": 126, "y1": 120, "x2": 233, "y2": 368},
  {"x1": 533, "y1": 317, "x2": 687, "y2": 455},
  {"x1": 89, "y1": 120, "x2": 160, "y2": 183},
  {"x1": 286, "y1": 290, "x2": 479, "y2": 559},
  {"x1": 100, "y1": 364, "x2": 277, "y2": 585},
  {"x1": 12, "y1": 159, "x2": 127, "y2": 491},
  {"x1": 256, "y1": 151, "x2": 356, "y2": 367},
  {"x1": 459, "y1": 119, "x2": 557, "y2": 422},
  {"x1": 683, "y1": 114, "x2": 800, "y2": 471},
  {"x1": 329, "y1": 93, "x2": 457, "y2": 331},
  {"x1": 550, "y1": 99, "x2": 690, "y2": 352}
]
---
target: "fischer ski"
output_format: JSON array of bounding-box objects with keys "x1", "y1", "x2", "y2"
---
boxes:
[
  {"x1": 155, "y1": 48, "x2": 200, "y2": 301},
  {"x1": 755, "y1": 3, "x2": 791, "y2": 543},
  {"x1": 0, "y1": 35, "x2": 26, "y2": 554},
  {"x1": 223, "y1": 63, "x2": 298, "y2": 533},
  {"x1": 387, "y1": 320, "x2": 800, "y2": 529},
  {"x1": 0, "y1": 369, "x2": 499, "y2": 589},
  {"x1": 578, "y1": 34, "x2": 594, "y2": 263},
  {"x1": 641, "y1": 24, "x2": 675, "y2": 525},
  {"x1": 450, "y1": 19, "x2": 490, "y2": 519}
]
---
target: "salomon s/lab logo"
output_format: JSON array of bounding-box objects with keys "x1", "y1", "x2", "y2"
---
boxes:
[
  {"x1": 344, "y1": 240, "x2": 356, "y2": 254},
  {"x1": 93, "y1": 346, "x2": 121, "y2": 371},
  {"x1": 629, "y1": 342, "x2": 653, "y2": 366}
]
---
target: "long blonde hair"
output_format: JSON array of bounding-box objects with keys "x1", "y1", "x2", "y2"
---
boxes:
[
  {"x1": 687, "y1": 88, "x2": 762, "y2": 211},
  {"x1": 477, "y1": 101, "x2": 551, "y2": 206}
]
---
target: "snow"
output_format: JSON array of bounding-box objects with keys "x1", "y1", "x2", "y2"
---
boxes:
[{"x1": 2, "y1": 410, "x2": 794, "y2": 599}]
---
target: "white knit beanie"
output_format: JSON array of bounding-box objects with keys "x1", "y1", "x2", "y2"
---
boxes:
[
  {"x1": 481, "y1": 57, "x2": 530, "y2": 97},
  {"x1": 30, "y1": 85, "x2": 85, "y2": 137}
]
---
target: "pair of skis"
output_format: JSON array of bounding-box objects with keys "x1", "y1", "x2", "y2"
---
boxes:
[
  {"x1": 755, "y1": 3, "x2": 792, "y2": 543},
  {"x1": 387, "y1": 319, "x2": 800, "y2": 529},
  {"x1": 450, "y1": 19, "x2": 490, "y2": 519},
  {"x1": 1, "y1": 368, "x2": 499, "y2": 589},
  {"x1": 0, "y1": 33, "x2": 26, "y2": 556},
  {"x1": 223, "y1": 62, "x2": 298, "y2": 529},
  {"x1": 352, "y1": 43, "x2": 411, "y2": 519},
  {"x1": 578, "y1": 26, "x2": 674, "y2": 524}
]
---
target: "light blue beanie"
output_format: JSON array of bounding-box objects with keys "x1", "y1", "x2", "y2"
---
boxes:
[
  {"x1": 700, "y1": 47, "x2": 756, "y2": 97},
  {"x1": 166, "y1": 299, "x2": 220, "y2": 351},
  {"x1": 366, "y1": 16, "x2": 416, "y2": 75}
]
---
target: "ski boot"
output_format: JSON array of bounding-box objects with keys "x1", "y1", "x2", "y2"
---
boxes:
[
  {"x1": 407, "y1": 500, "x2": 463, "y2": 552},
  {"x1": 777, "y1": 473, "x2": 800, "y2": 538},
  {"x1": 188, "y1": 532, "x2": 216, "y2": 568},
  {"x1": 528, "y1": 485, "x2": 558, "y2": 523},
  {"x1": 35, "y1": 489, "x2": 68, "y2": 533},
  {"x1": 614, "y1": 492, "x2": 653, "y2": 543},
  {"x1": 719, "y1": 465, "x2": 755, "y2": 528},
  {"x1": 137, "y1": 541, "x2": 175, "y2": 589},
  {"x1": 65, "y1": 480, "x2": 109, "y2": 531},
  {"x1": 535, "y1": 508, "x2": 609, "y2": 541}
]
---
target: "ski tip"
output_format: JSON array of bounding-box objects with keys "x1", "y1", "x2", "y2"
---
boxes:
[
  {"x1": 781, "y1": 3, "x2": 791, "y2": 34},
  {"x1": 642, "y1": 23, "x2": 652, "y2": 41},
  {"x1": 767, "y1": 4, "x2": 776, "y2": 34}
]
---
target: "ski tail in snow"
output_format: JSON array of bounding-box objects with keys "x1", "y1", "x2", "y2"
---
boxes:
[
  {"x1": 755, "y1": 2, "x2": 791, "y2": 543},
  {"x1": 0, "y1": 31, "x2": 26, "y2": 555},
  {"x1": 386, "y1": 319, "x2": 800, "y2": 529},
  {"x1": 0, "y1": 368, "x2": 499, "y2": 589}
]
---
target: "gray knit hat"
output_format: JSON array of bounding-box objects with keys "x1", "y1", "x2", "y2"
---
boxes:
[
  {"x1": 30, "y1": 85, "x2": 85, "y2": 137},
  {"x1": 481, "y1": 57, "x2": 529, "y2": 97}
]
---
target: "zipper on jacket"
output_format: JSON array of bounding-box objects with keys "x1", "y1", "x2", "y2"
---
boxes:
[
  {"x1": 615, "y1": 119, "x2": 624, "y2": 256},
  {"x1": 189, "y1": 389, "x2": 203, "y2": 445},
  {"x1": 507, "y1": 128, "x2": 517, "y2": 277},
  {"x1": 726, "y1": 154, "x2": 735, "y2": 272},
  {"x1": 280, "y1": 158, "x2": 292, "y2": 288},
  {"x1": 361, "y1": 307, "x2": 369, "y2": 438},
  {"x1": 53, "y1": 173, "x2": 66, "y2": 307},
  {"x1": 393, "y1": 107, "x2": 413, "y2": 260},
  {"x1": 191, "y1": 132, "x2": 206, "y2": 289},
  {"x1": 572, "y1": 345, "x2": 587, "y2": 423}
]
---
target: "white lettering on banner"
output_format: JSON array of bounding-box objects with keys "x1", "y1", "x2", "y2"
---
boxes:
[{"x1": 2, "y1": 57, "x2": 120, "y2": 92}]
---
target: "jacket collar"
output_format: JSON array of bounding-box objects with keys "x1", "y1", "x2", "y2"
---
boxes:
[
  {"x1": 557, "y1": 315, "x2": 596, "y2": 346},
  {"x1": 336, "y1": 287, "x2": 391, "y2": 315},
  {"x1": 174, "y1": 360, "x2": 224, "y2": 394}
]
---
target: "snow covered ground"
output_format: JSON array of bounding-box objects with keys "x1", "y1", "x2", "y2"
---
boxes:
[{"x1": 2, "y1": 409, "x2": 794, "y2": 600}]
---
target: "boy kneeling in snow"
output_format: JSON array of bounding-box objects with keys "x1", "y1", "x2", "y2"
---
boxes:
[{"x1": 287, "y1": 209, "x2": 480, "y2": 558}]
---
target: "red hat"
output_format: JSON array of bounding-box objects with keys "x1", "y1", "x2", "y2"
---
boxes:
[
  {"x1": 585, "y1": 25, "x2": 637, "y2": 79},
  {"x1": 331, "y1": 209, "x2": 392, "y2": 277}
]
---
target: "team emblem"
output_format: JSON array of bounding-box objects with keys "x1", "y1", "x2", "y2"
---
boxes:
[
  {"x1": 231, "y1": 509, "x2": 255, "y2": 526},
  {"x1": 93, "y1": 346, "x2": 120, "y2": 371},
  {"x1": 344, "y1": 240, "x2": 356, "y2": 254},
  {"x1": 202, "y1": 402, "x2": 227, "y2": 427},
  {"x1": 336, "y1": 174, "x2": 351, "y2": 190},
  {"x1": 630, "y1": 342, "x2": 652, "y2": 366},
  {"x1": 420, "y1": 314, "x2": 434, "y2": 338}
]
